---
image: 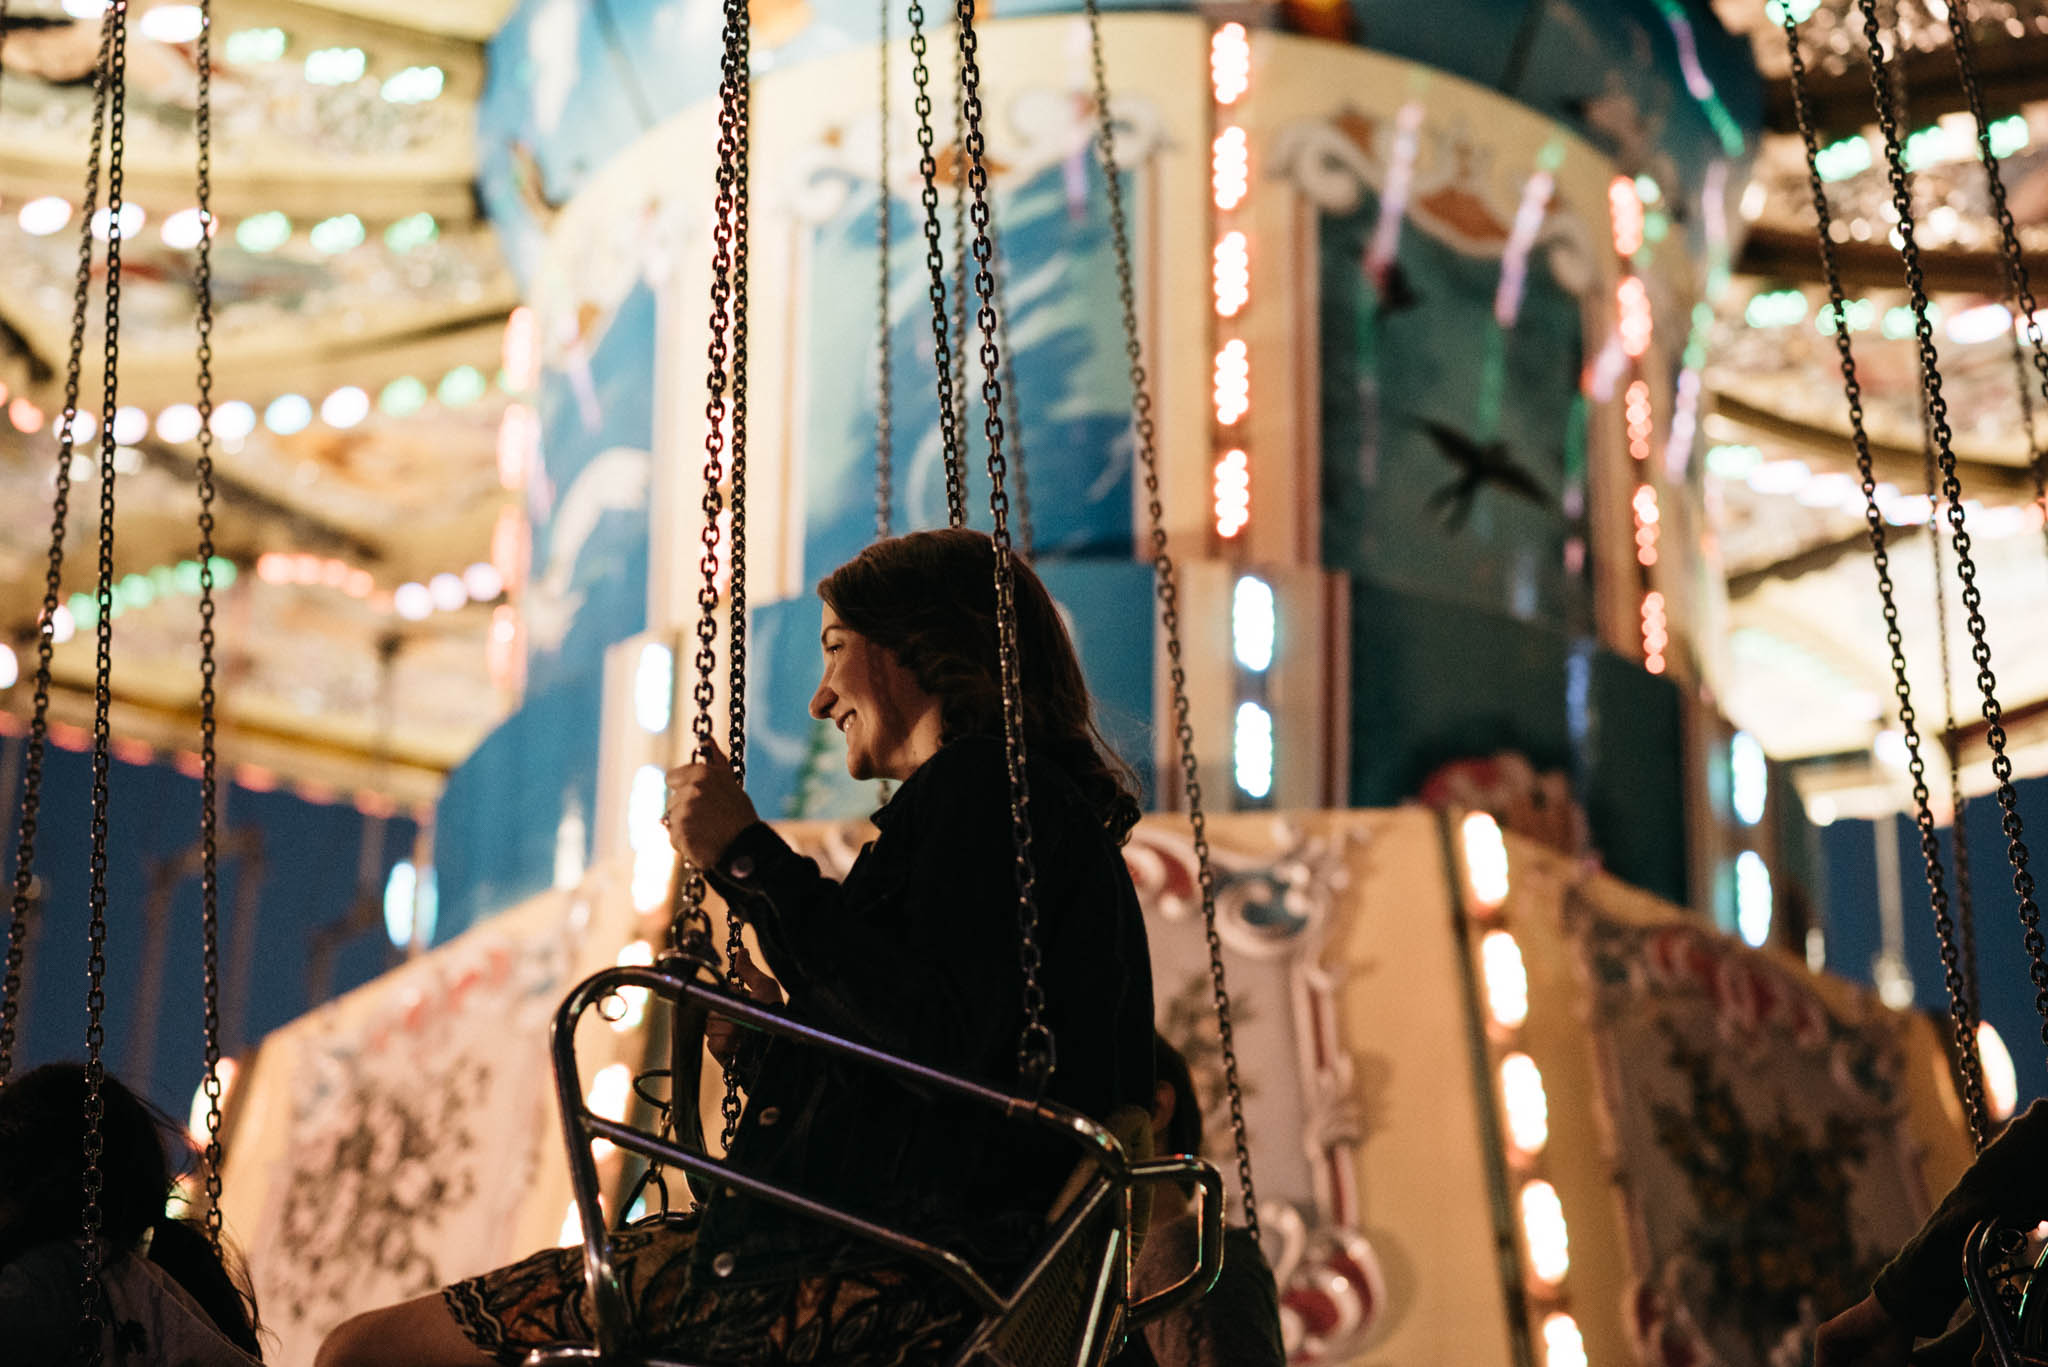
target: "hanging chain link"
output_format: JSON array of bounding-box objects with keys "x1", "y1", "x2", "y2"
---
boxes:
[
  {"x1": 1940, "y1": 0, "x2": 2048, "y2": 557},
  {"x1": 949, "y1": 31, "x2": 972, "y2": 472},
  {"x1": 718, "y1": 2, "x2": 753, "y2": 1156},
  {"x1": 191, "y1": 0, "x2": 227, "y2": 1249},
  {"x1": 946, "y1": 0, "x2": 1053, "y2": 1090},
  {"x1": 987, "y1": 221, "x2": 1032, "y2": 559},
  {"x1": 0, "y1": 0, "x2": 17, "y2": 1071},
  {"x1": 2, "y1": 0, "x2": 117, "y2": 1088},
  {"x1": 81, "y1": 3, "x2": 132, "y2": 1347},
  {"x1": 875, "y1": 0, "x2": 894, "y2": 541},
  {"x1": 1860, "y1": 0, "x2": 2048, "y2": 1107},
  {"x1": 1921, "y1": 405, "x2": 1980, "y2": 1036},
  {"x1": 1782, "y1": 4, "x2": 1988, "y2": 1149},
  {"x1": 906, "y1": 1, "x2": 968, "y2": 524},
  {"x1": 1081, "y1": 0, "x2": 1259, "y2": 1237}
]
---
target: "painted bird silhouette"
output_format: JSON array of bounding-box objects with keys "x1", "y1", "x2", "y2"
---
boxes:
[{"x1": 1420, "y1": 420, "x2": 1552, "y2": 529}]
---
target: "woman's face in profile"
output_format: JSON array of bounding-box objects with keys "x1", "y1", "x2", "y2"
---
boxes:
[{"x1": 809, "y1": 605, "x2": 942, "y2": 781}]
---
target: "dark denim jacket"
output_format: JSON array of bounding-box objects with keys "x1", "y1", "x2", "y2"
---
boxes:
[{"x1": 696, "y1": 736, "x2": 1155, "y2": 1285}]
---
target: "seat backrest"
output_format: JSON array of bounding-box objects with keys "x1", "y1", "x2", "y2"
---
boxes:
[{"x1": 1045, "y1": 1103, "x2": 1154, "y2": 1247}]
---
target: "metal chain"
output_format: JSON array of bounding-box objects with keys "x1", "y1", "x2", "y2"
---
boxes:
[
  {"x1": 1781, "y1": 4, "x2": 1987, "y2": 1149},
  {"x1": 191, "y1": 0, "x2": 227, "y2": 1248},
  {"x1": 988, "y1": 222, "x2": 1032, "y2": 558},
  {"x1": 1922, "y1": 405, "x2": 1980, "y2": 1035},
  {"x1": 946, "y1": 0, "x2": 1053, "y2": 1090},
  {"x1": 949, "y1": 30, "x2": 972, "y2": 478},
  {"x1": 81, "y1": 3, "x2": 132, "y2": 1347},
  {"x1": 0, "y1": 0, "x2": 11, "y2": 1080},
  {"x1": 906, "y1": 0, "x2": 968, "y2": 524},
  {"x1": 719, "y1": 1, "x2": 752, "y2": 1156},
  {"x1": 1940, "y1": 0, "x2": 2048, "y2": 556},
  {"x1": 1, "y1": 0, "x2": 117, "y2": 1089},
  {"x1": 1081, "y1": 0, "x2": 1259, "y2": 1236},
  {"x1": 875, "y1": 0, "x2": 894, "y2": 541},
  {"x1": 1859, "y1": 0, "x2": 2048, "y2": 1091}
]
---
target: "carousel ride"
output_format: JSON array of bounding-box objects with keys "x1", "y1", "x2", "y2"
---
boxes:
[{"x1": 5, "y1": 0, "x2": 2048, "y2": 1364}]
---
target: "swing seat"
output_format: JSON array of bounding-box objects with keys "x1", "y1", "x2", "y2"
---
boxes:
[
  {"x1": 521, "y1": 961, "x2": 1224, "y2": 1367},
  {"x1": 1967, "y1": 1218, "x2": 2048, "y2": 1367}
]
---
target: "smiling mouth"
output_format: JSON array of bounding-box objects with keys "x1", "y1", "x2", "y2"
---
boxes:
[{"x1": 836, "y1": 712, "x2": 853, "y2": 733}]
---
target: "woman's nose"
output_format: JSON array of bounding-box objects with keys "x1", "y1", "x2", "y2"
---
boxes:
[{"x1": 809, "y1": 679, "x2": 834, "y2": 720}]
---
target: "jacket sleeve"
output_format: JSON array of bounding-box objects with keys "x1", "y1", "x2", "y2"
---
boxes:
[
  {"x1": 704, "y1": 743, "x2": 1043, "y2": 1067},
  {"x1": 1871, "y1": 1099, "x2": 2048, "y2": 1338}
]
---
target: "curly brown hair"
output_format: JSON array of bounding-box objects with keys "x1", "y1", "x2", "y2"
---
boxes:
[{"x1": 818, "y1": 529, "x2": 1143, "y2": 844}]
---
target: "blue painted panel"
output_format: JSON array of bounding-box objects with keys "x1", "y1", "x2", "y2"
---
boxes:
[
  {"x1": 479, "y1": 1, "x2": 1758, "y2": 287},
  {"x1": 523, "y1": 282, "x2": 658, "y2": 698},
  {"x1": 431, "y1": 665, "x2": 604, "y2": 944},
  {"x1": 799, "y1": 165, "x2": 1137, "y2": 581},
  {"x1": 1, "y1": 741, "x2": 416, "y2": 1124}
]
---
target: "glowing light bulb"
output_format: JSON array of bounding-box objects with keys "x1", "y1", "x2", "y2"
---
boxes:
[
  {"x1": 393, "y1": 582, "x2": 432, "y2": 621},
  {"x1": 1212, "y1": 127, "x2": 1249, "y2": 210},
  {"x1": 1735, "y1": 850, "x2": 1772, "y2": 947},
  {"x1": 1210, "y1": 23, "x2": 1250, "y2": 104},
  {"x1": 1520, "y1": 1180, "x2": 1570, "y2": 1284},
  {"x1": 265, "y1": 394, "x2": 313, "y2": 436},
  {"x1": 1980, "y1": 1020, "x2": 2017, "y2": 1121},
  {"x1": 18, "y1": 196, "x2": 72, "y2": 236},
  {"x1": 1213, "y1": 450, "x2": 1250, "y2": 538},
  {"x1": 1500, "y1": 1052, "x2": 1549, "y2": 1154},
  {"x1": 1542, "y1": 1313, "x2": 1588, "y2": 1367},
  {"x1": 156, "y1": 404, "x2": 203, "y2": 444},
  {"x1": 1481, "y1": 930, "x2": 1529, "y2": 1029},
  {"x1": 1462, "y1": 812, "x2": 1510, "y2": 911},
  {"x1": 160, "y1": 207, "x2": 211, "y2": 249},
  {"x1": 1233, "y1": 701, "x2": 1274, "y2": 799},
  {"x1": 1213, "y1": 231, "x2": 1250, "y2": 318},
  {"x1": 1213, "y1": 340, "x2": 1249, "y2": 425},
  {"x1": 321, "y1": 386, "x2": 370, "y2": 429},
  {"x1": 636, "y1": 642, "x2": 675, "y2": 734},
  {"x1": 1232, "y1": 576, "x2": 1275, "y2": 672}
]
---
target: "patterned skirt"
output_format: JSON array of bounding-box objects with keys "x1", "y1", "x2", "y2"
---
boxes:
[{"x1": 442, "y1": 1216, "x2": 976, "y2": 1366}]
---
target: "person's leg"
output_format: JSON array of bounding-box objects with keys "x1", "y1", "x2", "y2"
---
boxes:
[{"x1": 315, "y1": 1292, "x2": 497, "y2": 1367}]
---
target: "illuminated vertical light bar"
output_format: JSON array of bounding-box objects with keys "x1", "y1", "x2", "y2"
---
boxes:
[
  {"x1": 1609, "y1": 172, "x2": 1666, "y2": 675},
  {"x1": 1640, "y1": 590, "x2": 1668, "y2": 674},
  {"x1": 1494, "y1": 170, "x2": 1554, "y2": 328},
  {"x1": 1461, "y1": 812, "x2": 1510, "y2": 913},
  {"x1": 1624, "y1": 380, "x2": 1653, "y2": 462},
  {"x1": 1632, "y1": 483, "x2": 1660, "y2": 566},
  {"x1": 1210, "y1": 22, "x2": 1254, "y2": 543}
]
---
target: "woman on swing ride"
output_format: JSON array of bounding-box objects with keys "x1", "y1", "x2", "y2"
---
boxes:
[{"x1": 319, "y1": 526, "x2": 1157, "y2": 1366}]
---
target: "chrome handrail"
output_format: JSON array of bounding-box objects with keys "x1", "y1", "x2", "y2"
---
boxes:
[{"x1": 543, "y1": 960, "x2": 1220, "y2": 1366}]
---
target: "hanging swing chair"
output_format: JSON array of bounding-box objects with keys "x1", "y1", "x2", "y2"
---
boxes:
[
  {"x1": 0, "y1": 0, "x2": 235, "y2": 1348},
  {"x1": 1777, "y1": 0, "x2": 2048, "y2": 1360},
  {"x1": 531, "y1": 2, "x2": 1263, "y2": 1364}
]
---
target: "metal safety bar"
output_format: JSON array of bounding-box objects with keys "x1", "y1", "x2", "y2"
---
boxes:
[
  {"x1": 534, "y1": 959, "x2": 1223, "y2": 1367},
  {"x1": 1966, "y1": 1218, "x2": 2048, "y2": 1367}
]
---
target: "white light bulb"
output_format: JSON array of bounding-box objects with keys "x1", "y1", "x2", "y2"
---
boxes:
[
  {"x1": 140, "y1": 5, "x2": 204, "y2": 43},
  {"x1": 321, "y1": 386, "x2": 370, "y2": 429},
  {"x1": 428, "y1": 572, "x2": 468, "y2": 612},
  {"x1": 112, "y1": 406, "x2": 149, "y2": 446},
  {"x1": 392, "y1": 582, "x2": 433, "y2": 620},
  {"x1": 463, "y1": 562, "x2": 504, "y2": 601},
  {"x1": 209, "y1": 400, "x2": 257, "y2": 442},
  {"x1": 264, "y1": 394, "x2": 313, "y2": 436},
  {"x1": 155, "y1": 404, "x2": 203, "y2": 444},
  {"x1": 18, "y1": 197, "x2": 73, "y2": 236}
]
